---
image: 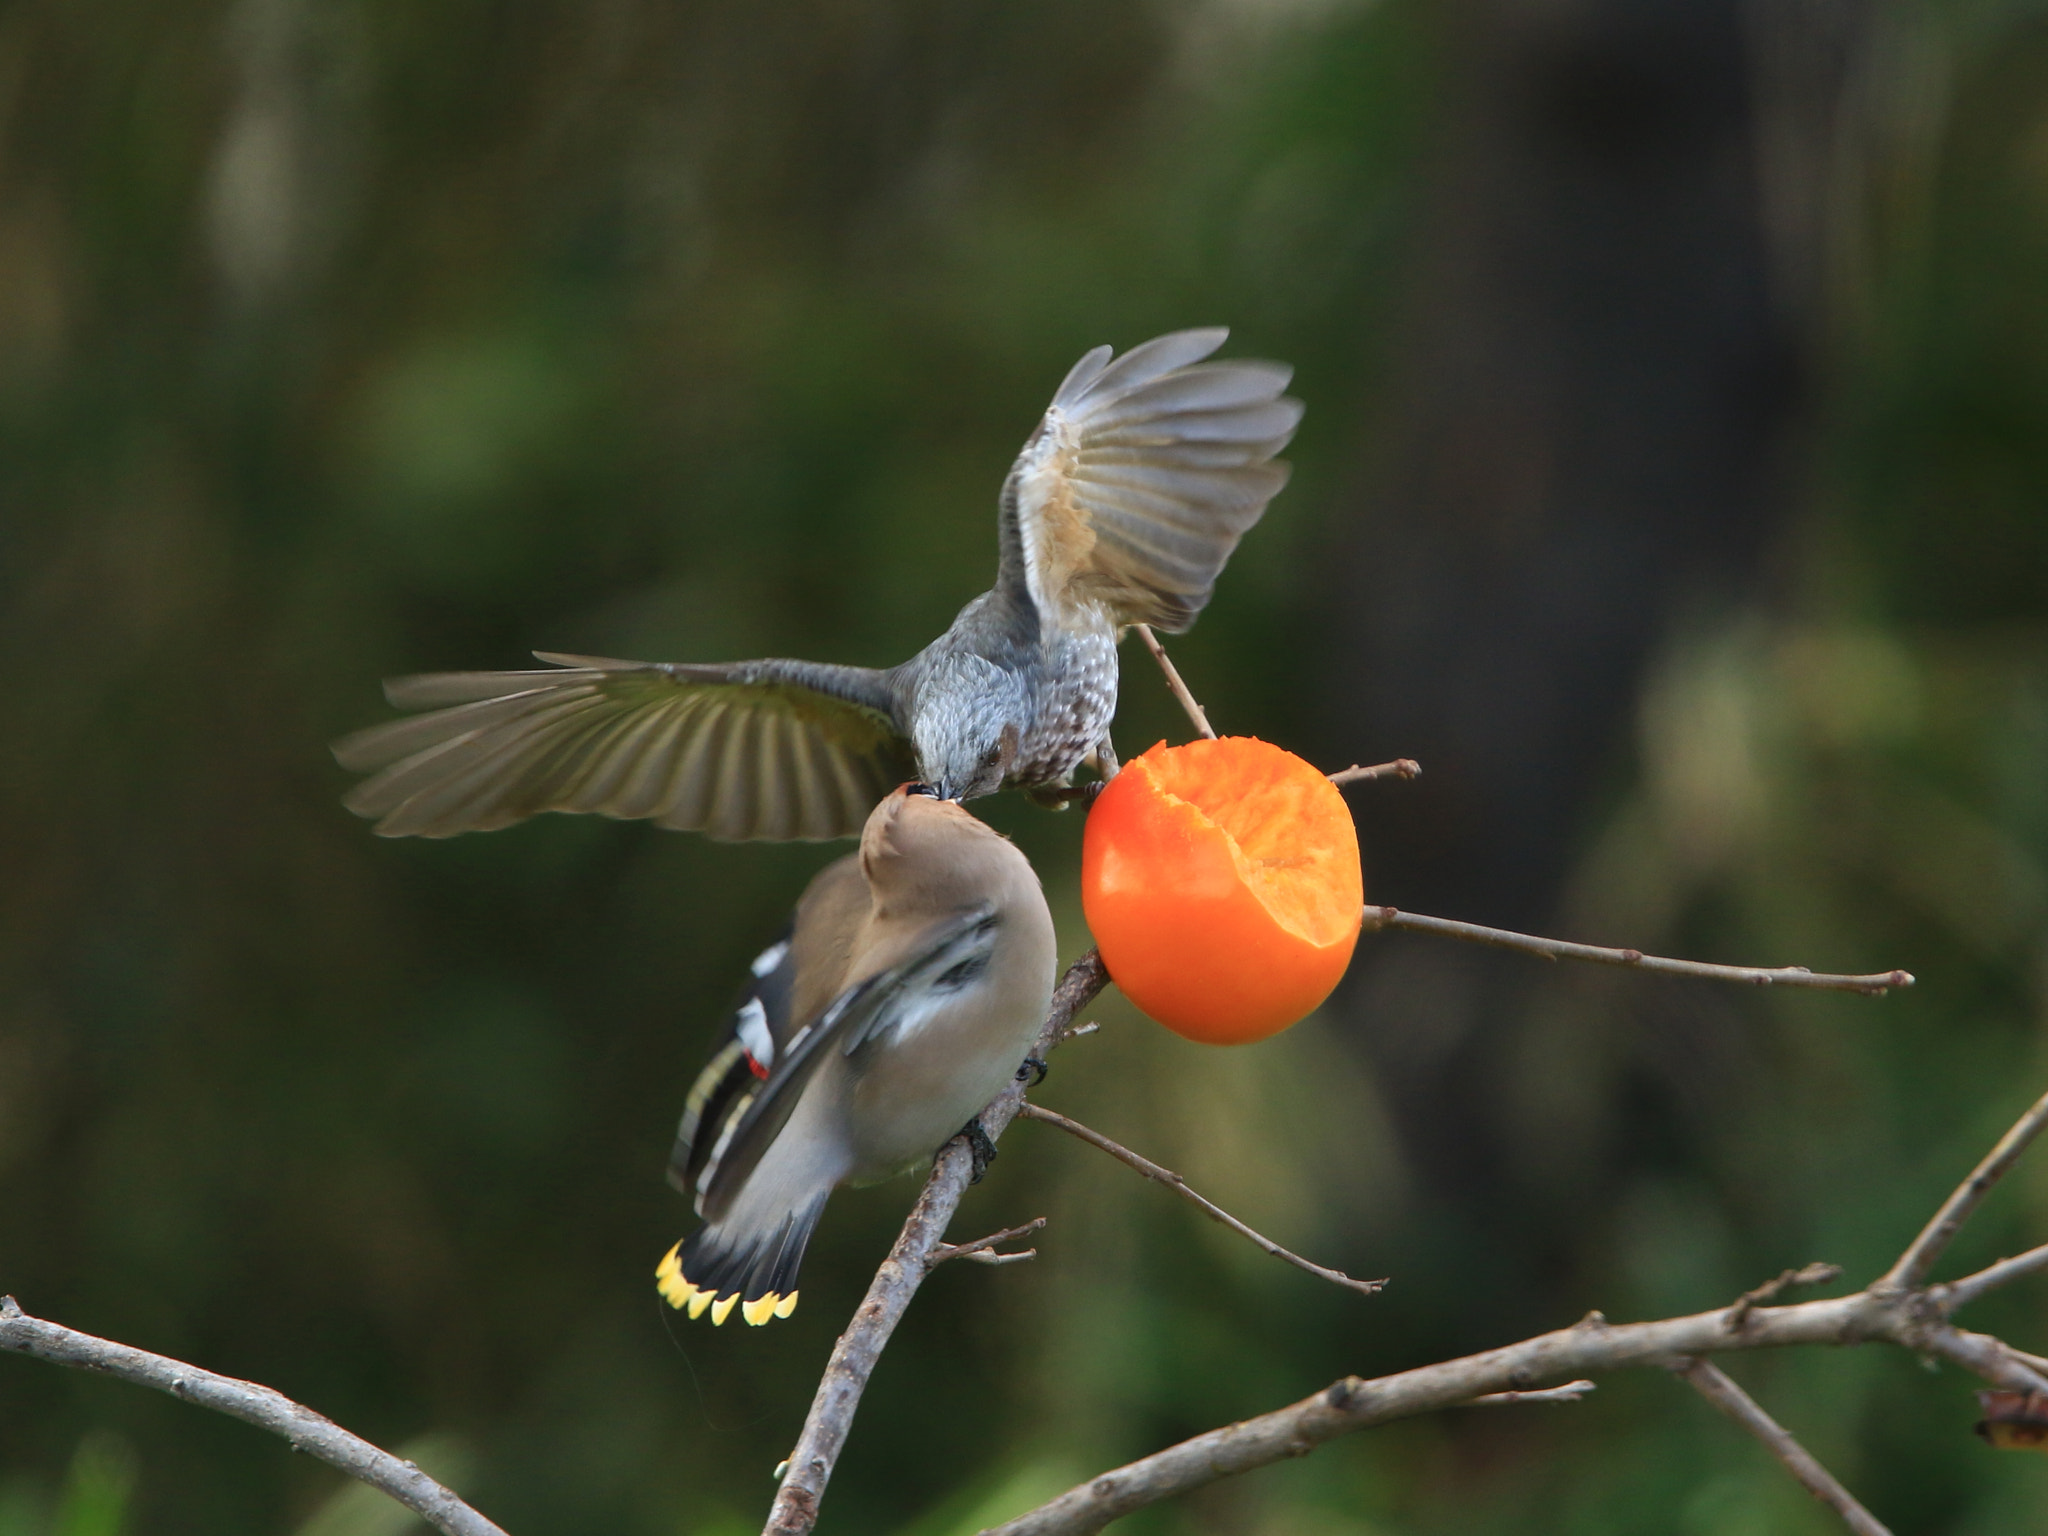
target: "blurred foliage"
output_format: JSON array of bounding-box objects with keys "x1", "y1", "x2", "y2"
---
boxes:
[{"x1": 4, "y1": 0, "x2": 2048, "y2": 1533}]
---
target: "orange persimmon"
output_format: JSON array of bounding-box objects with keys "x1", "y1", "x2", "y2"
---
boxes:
[{"x1": 1081, "y1": 736, "x2": 1364, "y2": 1044}]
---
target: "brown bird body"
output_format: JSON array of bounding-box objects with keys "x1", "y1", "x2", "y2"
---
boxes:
[{"x1": 657, "y1": 785, "x2": 1056, "y2": 1325}]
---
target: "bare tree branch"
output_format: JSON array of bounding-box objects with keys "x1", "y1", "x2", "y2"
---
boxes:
[
  {"x1": 1015, "y1": 1102, "x2": 1385, "y2": 1299},
  {"x1": 1940, "y1": 1244, "x2": 2048, "y2": 1313},
  {"x1": 974, "y1": 1283, "x2": 2046, "y2": 1536},
  {"x1": 1672, "y1": 1357, "x2": 1892, "y2": 1536},
  {"x1": 1328, "y1": 759, "x2": 1423, "y2": 786},
  {"x1": 931, "y1": 1218, "x2": 1047, "y2": 1267},
  {"x1": 1726, "y1": 1263, "x2": 1844, "y2": 1331},
  {"x1": 1363, "y1": 906, "x2": 1914, "y2": 995},
  {"x1": 762, "y1": 950, "x2": 1110, "y2": 1536},
  {"x1": 0, "y1": 1296, "x2": 506, "y2": 1536},
  {"x1": 1131, "y1": 624, "x2": 1216, "y2": 739},
  {"x1": 977, "y1": 1085, "x2": 2048, "y2": 1536},
  {"x1": 2004, "y1": 1345, "x2": 2048, "y2": 1378},
  {"x1": 1882, "y1": 1086, "x2": 2048, "y2": 1290},
  {"x1": 1467, "y1": 1380, "x2": 1595, "y2": 1405}
]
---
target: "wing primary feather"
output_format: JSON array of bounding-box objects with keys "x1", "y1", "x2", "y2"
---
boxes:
[
  {"x1": 654, "y1": 697, "x2": 729, "y2": 830},
  {"x1": 707, "y1": 703, "x2": 761, "y2": 841},
  {"x1": 753, "y1": 712, "x2": 795, "y2": 844},
  {"x1": 1084, "y1": 360, "x2": 1293, "y2": 420},
  {"x1": 561, "y1": 697, "x2": 685, "y2": 814},
  {"x1": 334, "y1": 687, "x2": 574, "y2": 772},
  {"x1": 381, "y1": 670, "x2": 599, "y2": 711},
  {"x1": 1087, "y1": 399, "x2": 1303, "y2": 449},
  {"x1": 347, "y1": 692, "x2": 605, "y2": 825},
  {"x1": 1048, "y1": 343, "x2": 1114, "y2": 410},
  {"x1": 374, "y1": 694, "x2": 618, "y2": 835},
  {"x1": 1074, "y1": 328, "x2": 1229, "y2": 401},
  {"x1": 604, "y1": 700, "x2": 695, "y2": 820}
]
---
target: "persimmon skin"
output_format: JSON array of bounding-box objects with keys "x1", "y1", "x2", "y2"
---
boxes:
[{"x1": 1082, "y1": 737, "x2": 1363, "y2": 1044}]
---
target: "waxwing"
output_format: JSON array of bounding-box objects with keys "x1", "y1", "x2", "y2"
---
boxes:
[{"x1": 655, "y1": 784, "x2": 1057, "y2": 1325}]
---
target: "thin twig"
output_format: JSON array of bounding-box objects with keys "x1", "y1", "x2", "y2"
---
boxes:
[
  {"x1": 1328, "y1": 759, "x2": 1422, "y2": 786},
  {"x1": 1363, "y1": 906, "x2": 1914, "y2": 995},
  {"x1": 1672, "y1": 1358, "x2": 1892, "y2": 1536},
  {"x1": 1131, "y1": 624, "x2": 1216, "y2": 740},
  {"x1": 1467, "y1": 1380, "x2": 1595, "y2": 1405},
  {"x1": 1727, "y1": 1263, "x2": 1843, "y2": 1331},
  {"x1": 2008, "y1": 1345, "x2": 2048, "y2": 1378},
  {"x1": 763, "y1": 951, "x2": 1109, "y2": 1536},
  {"x1": 1016, "y1": 1102, "x2": 1385, "y2": 1299},
  {"x1": 0, "y1": 1297, "x2": 506, "y2": 1536},
  {"x1": 1883, "y1": 1086, "x2": 2048, "y2": 1290},
  {"x1": 930, "y1": 1218, "x2": 1047, "y2": 1268},
  {"x1": 1908, "y1": 1321, "x2": 2048, "y2": 1394},
  {"x1": 1939, "y1": 1243, "x2": 2048, "y2": 1313}
]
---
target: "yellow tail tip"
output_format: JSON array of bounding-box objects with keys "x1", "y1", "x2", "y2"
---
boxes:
[
  {"x1": 686, "y1": 1288, "x2": 714, "y2": 1320},
  {"x1": 774, "y1": 1291, "x2": 799, "y2": 1319},
  {"x1": 655, "y1": 1245, "x2": 697, "y2": 1310},
  {"x1": 742, "y1": 1294, "x2": 778, "y2": 1326},
  {"x1": 710, "y1": 1292, "x2": 740, "y2": 1326}
]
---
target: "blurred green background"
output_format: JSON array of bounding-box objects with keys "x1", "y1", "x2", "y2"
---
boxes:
[{"x1": 6, "y1": 0, "x2": 2048, "y2": 1531}]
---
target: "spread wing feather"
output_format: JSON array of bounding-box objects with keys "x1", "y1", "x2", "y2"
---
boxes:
[
  {"x1": 1003, "y1": 328, "x2": 1303, "y2": 633},
  {"x1": 333, "y1": 654, "x2": 910, "y2": 841}
]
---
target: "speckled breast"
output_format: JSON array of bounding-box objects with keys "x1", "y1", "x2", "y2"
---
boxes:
[{"x1": 1009, "y1": 625, "x2": 1119, "y2": 787}]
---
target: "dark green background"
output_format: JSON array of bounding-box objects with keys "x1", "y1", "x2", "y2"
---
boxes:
[{"x1": 6, "y1": 1, "x2": 2048, "y2": 1532}]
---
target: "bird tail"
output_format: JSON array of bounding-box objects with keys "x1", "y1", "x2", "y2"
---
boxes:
[{"x1": 655, "y1": 1193, "x2": 828, "y2": 1327}]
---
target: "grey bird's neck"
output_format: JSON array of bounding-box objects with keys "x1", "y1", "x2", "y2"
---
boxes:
[{"x1": 889, "y1": 583, "x2": 1119, "y2": 795}]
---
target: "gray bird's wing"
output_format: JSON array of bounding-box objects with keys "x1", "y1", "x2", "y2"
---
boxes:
[
  {"x1": 333, "y1": 653, "x2": 911, "y2": 841},
  {"x1": 997, "y1": 328, "x2": 1303, "y2": 633},
  {"x1": 689, "y1": 905, "x2": 998, "y2": 1221}
]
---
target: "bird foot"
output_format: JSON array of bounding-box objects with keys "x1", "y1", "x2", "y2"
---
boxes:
[
  {"x1": 1015, "y1": 1056, "x2": 1048, "y2": 1087},
  {"x1": 1023, "y1": 782, "x2": 1105, "y2": 811},
  {"x1": 958, "y1": 1118, "x2": 999, "y2": 1184}
]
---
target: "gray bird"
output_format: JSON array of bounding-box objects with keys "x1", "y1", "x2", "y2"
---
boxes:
[
  {"x1": 656, "y1": 783, "x2": 1056, "y2": 1325},
  {"x1": 333, "y1": 328, "x2": 1301, "y2": 840}
]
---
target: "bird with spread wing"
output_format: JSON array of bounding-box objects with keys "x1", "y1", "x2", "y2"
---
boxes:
[{"x1": 333, "y1": 328, "x2": 1302, "y2": 840}]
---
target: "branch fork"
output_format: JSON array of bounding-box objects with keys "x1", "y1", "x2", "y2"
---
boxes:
[
  {"x1": 971, "y1": 1079, "x2": 2048, "y2": 1536},
  {"x1": 931, "y1": 1218, "x2": 1047, "y2": 1268}
]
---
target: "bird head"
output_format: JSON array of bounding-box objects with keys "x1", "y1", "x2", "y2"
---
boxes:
[
  {"x1": 860, "y1": 783, "x2": 1023, "y2": 915},
  {"x1": 909, "y1": 689, "x2": 1020, "y2": 803}
]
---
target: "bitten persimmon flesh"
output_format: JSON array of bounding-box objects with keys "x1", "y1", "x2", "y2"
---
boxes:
[{"x1": 1082, "y1": 736, "x2": 1363, "y2": 1044}]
